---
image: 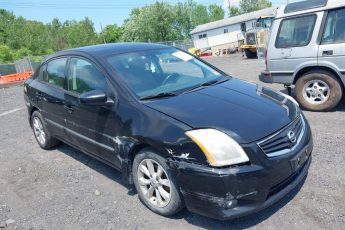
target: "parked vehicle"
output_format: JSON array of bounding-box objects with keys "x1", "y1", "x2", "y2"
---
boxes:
[
  {"x1": 24, "y1": 43, "x2": 312, "y2": 220},
  {"x1": 260, "y1": 0, "x2": 345, "y2": 111},
  {"x1": 240, "y1": 16, "x2": 275, "y2": 59}
]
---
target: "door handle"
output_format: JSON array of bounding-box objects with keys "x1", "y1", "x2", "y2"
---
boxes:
[
  {"x1": 63, "y1": 105, "x2": 74, "y2": 114},
  {"x1": 322, "y1": 50, "x2": 333, "y2": 56}
]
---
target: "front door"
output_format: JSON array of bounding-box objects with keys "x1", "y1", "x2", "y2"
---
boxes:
[
  {"x1": 318, "y1": 7, "x2": 345, "y2": 80},
  {"x1": 64, "y1": 57, "x2": 121, "y2": 168}
]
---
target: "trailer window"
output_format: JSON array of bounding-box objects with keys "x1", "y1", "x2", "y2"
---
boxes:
[
  {"x1": 198, "y1": 33, "x2": 207, "y2": 39},
  {"x1": 276, "y1": 15, "x2": 316, "y2": 48}
]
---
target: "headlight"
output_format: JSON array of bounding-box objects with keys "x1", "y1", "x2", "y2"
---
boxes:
[{"x1": 185, "y1": 129, "x2": 249, "y2": 167}]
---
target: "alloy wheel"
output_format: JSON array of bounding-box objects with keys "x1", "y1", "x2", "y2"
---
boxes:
[
  {"x1": 302, "y1": 80, "x2": 330, "y2": 105},
  {"x1": 137, "y1": 159, "x2": 171, "y2": 208},
  {"x1": 33, "y1": 117, "x2": 46, "y2": 145}
]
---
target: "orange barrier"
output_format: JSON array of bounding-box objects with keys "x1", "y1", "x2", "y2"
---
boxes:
[{"x1": 0, "y1": 71, "x2": 32, "y2": 84}]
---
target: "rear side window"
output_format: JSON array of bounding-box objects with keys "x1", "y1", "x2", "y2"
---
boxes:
[
  {"x1": 68, "y1": 58, "x2": 107, "y2": 94},
  {"x1": 322, "y1": 8, "x2": 345, "y2": 44},
  {"x1": 43, "y1": 58, "x2": 67, "y2": 88},
  {"x1": 276, "y1": 15, "x2": 316, "y2": 48}
]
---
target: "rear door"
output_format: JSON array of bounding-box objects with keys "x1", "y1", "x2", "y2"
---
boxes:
[
  {"x1": 318, "y1": 7, "x2": 345, "y2": 78},
  {"x1": 39, "y1": 57, "x2": 68, "y2": 138},
  {"x1": 64, "y1": 57, "x2": 121, "y2": 167},
  {"x1": 268, "y1": 13, "x2": 321, "y2": 77}
]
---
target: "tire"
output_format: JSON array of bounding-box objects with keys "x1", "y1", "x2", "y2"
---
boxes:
[
  {"x1": 132, "y1": 148, "x2": 184, "y2": 216},
  {"x1": 295, "y1": 70, "x2": 343, "y2": 112},
  {"x1": 31, "y1": 111, "x2": 60, "y2": 149},
  {"x1": 244, "y1": 49, "x2": 257, "y2": 59}
]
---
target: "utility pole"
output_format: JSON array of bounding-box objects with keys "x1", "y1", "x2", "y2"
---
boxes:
[
  {"x1": 227, "y1": 0, "x2": 231, "y2": 17},
  {"x1": 100, "y1": 23, "x2": 106, "y2": 44}
]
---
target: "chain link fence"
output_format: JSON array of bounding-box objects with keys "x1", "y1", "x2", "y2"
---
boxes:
[
  {"x1": 0, "y1": 57, "x2": 41, "y2": 75},
  {"x1": 0, "y1": 64, "x2": 16, "y2": 75},
  {"x1": 155, "y1": 40, "x2": 194, "y2": 51}
]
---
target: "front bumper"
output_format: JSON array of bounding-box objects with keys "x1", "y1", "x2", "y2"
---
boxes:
[{"x1": 174, "y1": 126, "x2": 313, "y2": 220}]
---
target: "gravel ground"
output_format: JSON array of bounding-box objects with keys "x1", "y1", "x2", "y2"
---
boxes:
[{"x1": 0, "y1": 53, "x2": 344, "y2": 229}]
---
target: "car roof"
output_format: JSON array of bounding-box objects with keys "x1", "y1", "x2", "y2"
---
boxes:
[
  {"x1": 276, "y1": 0, "x2": 345, "y2": 19},
  {"x1": 51, "y1": 42, "x2": 171, "y2": 59}
]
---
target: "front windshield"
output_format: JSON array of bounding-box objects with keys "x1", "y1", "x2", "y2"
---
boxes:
[{"x1": 106, "y1": 48, "x2": 224, "y2": 98}]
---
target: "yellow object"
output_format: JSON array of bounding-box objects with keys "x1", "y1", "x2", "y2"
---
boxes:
[
  {"x1": 188, "y1": 48, "x2": 201, "y2": 56},
  {"x1": 240, "y1": 44, "x2": 257, "y2": 49}
]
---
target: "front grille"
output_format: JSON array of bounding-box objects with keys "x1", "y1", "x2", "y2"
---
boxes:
[
  {"x1": 258, "y1": 116, "x2": 305, "y2": 157},
  {"x1": 246, "y1": 33, "x2": 256, "y2": 45}
]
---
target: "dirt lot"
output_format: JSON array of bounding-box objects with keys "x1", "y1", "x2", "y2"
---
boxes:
[{"x1": 0, "y1": 54, "x2": 344, "y2": 229}]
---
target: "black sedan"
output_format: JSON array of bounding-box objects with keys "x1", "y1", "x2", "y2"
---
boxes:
[{"x1": 24, "y1": 43, "x2": 313, "y2": 220}]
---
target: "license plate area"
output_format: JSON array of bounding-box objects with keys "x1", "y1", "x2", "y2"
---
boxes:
[{"x1": 290, "y1": 146, "x2": 311, "y2": 172}]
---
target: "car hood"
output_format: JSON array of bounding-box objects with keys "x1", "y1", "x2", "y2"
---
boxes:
[{"x1": 144, "y1": 78, "x2": 299, "y2": 144}]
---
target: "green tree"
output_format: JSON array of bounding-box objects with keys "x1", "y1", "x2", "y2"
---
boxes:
[
  {"x1": 175, "y1": 1, "x2": 193, "y2": 38},
  {"x1": 48, "y1": 18, "x2": 66, "y2": 51},
  {"x1": 229, "y1": 6, "x2": 241, "y2": 17},
  {"x1": 0, "y1": 9, "x2": 15, "y2": 44},
  {"x1": 62, "y1": 17, "x2": 98, "y2": 48},
  {"x1": 101, "y1": 24, "x2": 123, "y2": 43},
  {"x1": 14, "y1": 47, "x2": 32, "y2": 60},
  {"x1": 239, "y1": 0, "x2": 272, "y2": 14},
  {"x1": 121, "y1": 2, "x2": 182, "y2": 42},
  {"x1": 208, "y1": 4, "x2": 225, "y2": 21},
  {"x1": 192, "y1": 4, "x2": 209, "y2": 26},
  {"x1": 0, "y1": 45, "x2": 14, "y2": 63}
]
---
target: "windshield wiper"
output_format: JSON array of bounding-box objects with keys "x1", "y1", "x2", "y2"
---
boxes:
[
  {"x1": 140, "y1": 92, "x2": 178, "y2": 100},
  {"x1": 183, "y1": 78, "x2": 229, "y2": 94}
]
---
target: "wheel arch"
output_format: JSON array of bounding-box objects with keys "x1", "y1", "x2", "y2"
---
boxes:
[
  {"x1": 29, "y1": 106, "x2": 39, "y2": 127},
  {"x1": 293, "y1": 66, "x2": 344, "y2": 88},
  {"x1": 122, "y1": 141, "x2": 173, "y2": 185}
]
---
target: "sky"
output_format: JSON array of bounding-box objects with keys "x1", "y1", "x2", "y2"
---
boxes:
[{"x1": 0, "y1": 0, "x2": 291, "y2": 31}]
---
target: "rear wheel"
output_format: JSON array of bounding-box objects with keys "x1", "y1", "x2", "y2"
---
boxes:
[
  {"x1": 31, "y1": 111, "x2": 60, "y2": 149},
  {"x1": 295, "y1": 71, "x2": 343, "y2": 111},
  {"x1": 244, "y1": 49, "x2": 257, "y2": 59},
  {"x1": 132, "y1": 148, "x2": 184, "y2": 216}
]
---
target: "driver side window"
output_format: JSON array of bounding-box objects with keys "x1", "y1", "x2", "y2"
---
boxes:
[{"x1": 68, "y1": 58, "x2": 107, "y2": 94}]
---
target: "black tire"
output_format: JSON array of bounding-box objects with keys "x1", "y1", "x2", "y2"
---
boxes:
[
  {"x1": 295, "y1": 71, "x2": 343, "y2": 112},
  {"x1": 31, "y1": 111, "x2": 60, "y2": 149},
  {"x1": 132, "y1": 148, "x2": 184, "y2": 216},
  {"x1": 244, "y1": 49, "x2": 257, "y2": 59}
]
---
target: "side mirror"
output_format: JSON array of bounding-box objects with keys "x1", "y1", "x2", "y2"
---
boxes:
[{"x1": 80, "y1": 90, "x2": 109, "y2": 105}]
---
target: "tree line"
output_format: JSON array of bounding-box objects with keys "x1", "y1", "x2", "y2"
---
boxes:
[{"x1": 0, "y1": 0, "x2": 271, "y2": 64}]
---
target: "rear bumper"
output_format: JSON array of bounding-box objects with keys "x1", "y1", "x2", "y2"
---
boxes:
[
  {"x1": 259, "y1": 71, "x2": 294, "y2": 84},
  {"x1": 259, "y1": 71, "x2": 274, "y2": 83},
  {"x1": 175, "y1": 128, "x2": 313, "y2": 220}
]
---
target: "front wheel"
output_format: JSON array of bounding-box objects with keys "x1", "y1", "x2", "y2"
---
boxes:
[
  {"x1": 295, "y1": 71, "x2": 343, "y2": 111},
  {"x1": 244, "y1": 49, "x2": 257, "y2": 59},
  {"x1": 132, "y1": 148, "x2": 184, "y2": 216}
]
